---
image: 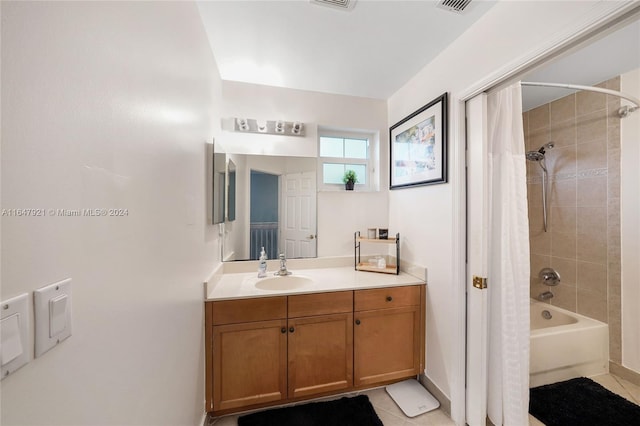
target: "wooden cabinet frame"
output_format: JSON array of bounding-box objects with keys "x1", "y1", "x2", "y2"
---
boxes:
[
  {"x1": 205, "y1": 284, "x2": 425, "y2": 416},
  {"x1": 288, "y1": 313, "x2": 353, "y2": 398},
  {"x1": 212, "y1": 320, "x2": 287, "y2": 411},
  {"x1": 353, "y1": 306, "x2": 421, "y2": 386}
]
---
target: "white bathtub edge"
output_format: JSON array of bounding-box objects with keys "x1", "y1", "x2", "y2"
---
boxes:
[{"x1": 530, "y1": 300, "x2": 609, "y2": 387}]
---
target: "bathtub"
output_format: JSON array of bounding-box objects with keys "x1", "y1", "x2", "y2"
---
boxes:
[{"x1": 530, "y1": 300, "x2": 609, "y2": 387}]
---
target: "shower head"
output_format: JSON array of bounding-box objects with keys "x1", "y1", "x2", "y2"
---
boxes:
[
  {"x1": 526, "y1": 151, "x2": 545, "y2": 162},
  {"x1": 537, "y1": 141, "x2": 555, "y2": 155},
  {"x1": 526, "y1": 141, "x2": 554, "y2": 168},
  {"x1": 527, "y1": 143, "x2": 554, "y2": 233},
  {"x1": 526, "y1": 142, "x2": 554, "y2": 173}
]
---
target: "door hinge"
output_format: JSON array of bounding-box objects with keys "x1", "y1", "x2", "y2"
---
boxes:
[{"x1": 472, "y1": 276, "x2": 487, "y2": 290}]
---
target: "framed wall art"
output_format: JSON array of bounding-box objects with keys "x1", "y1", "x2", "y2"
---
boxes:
[{"x1": 390, "y1": 93, "x2": 448, "y2": 189}]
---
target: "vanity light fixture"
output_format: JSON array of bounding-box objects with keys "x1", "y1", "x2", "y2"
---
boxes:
[
  {"x1": 227, "y1": 118, "x2": 306, "y2": 137},
  {"x1": 292, "y1": 122, "x2": 303, "y2": 135},
  {"x1": 256, "y1": 120, "x2": 268, "y2": 132},
  {"x1": 236, "y1": 118, "x2": 250, "y2": 131}
]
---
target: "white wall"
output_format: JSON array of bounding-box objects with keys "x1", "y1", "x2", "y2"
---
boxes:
[
  {"x1": 219, "y1": 81, "x2": 389, "y2": 258},
  {"x1": 621, "y1": 67, "x2": 640, "y2": 373},
  {"x1": 1, "y1": 2, "x2": 221, "y2": 425},
  {"x1": 387, "y1": 0, "x2": 626, "y2": 410},
  {"x1": 3, "y1": 1, "x2": 632, "y2": 424}
]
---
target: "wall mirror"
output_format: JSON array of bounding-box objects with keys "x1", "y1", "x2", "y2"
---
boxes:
[
  {"x1": 221, "y1": 153, "x2": 317, "y2": 262},
  {"x1": 212, "y1": 145, "x2": 226, "y2": 225},
  {"x1": 228, "y1": 159, "x2": 236, "y2": 222}
]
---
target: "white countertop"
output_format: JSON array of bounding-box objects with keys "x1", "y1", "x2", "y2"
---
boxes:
[{"x1": 205, "y1": 263, "x2": 425, "y2": 301}]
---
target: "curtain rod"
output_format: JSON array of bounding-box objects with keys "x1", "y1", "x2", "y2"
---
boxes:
[{"x1": 521, "y1": 81, "x2": 639, "y2": 118}]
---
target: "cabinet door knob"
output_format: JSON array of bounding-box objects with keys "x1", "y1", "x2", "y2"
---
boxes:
[
  {"x1": 386, "y1": 296, "x2": 393, "y2": 302},
  {"x1": 355, "y1": 319, "x2": 361, "y2": 325},
  {"x1": 289, "y1": 326, "x2": 295, "y2": 333},
  {"x1": 281, "y1": 327, "x2": 287, "y2": 334}
]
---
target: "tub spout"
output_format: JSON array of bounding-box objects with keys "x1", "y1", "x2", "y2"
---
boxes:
[{"x1": 538, "y1": 291, "x2": 554, "y2": 301}]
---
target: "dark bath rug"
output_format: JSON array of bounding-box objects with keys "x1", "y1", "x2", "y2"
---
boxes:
[
  {"x1": 238, "y1": 395, "x2": 383, "y2": 426},
  {"x1": 529, "y1": 377, "x2": 640, "y2": 426}
]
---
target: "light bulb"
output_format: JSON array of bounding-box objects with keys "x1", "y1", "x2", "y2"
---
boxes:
[{"x1": 292, "y1": 122, "x2": 303, "y2": 135}]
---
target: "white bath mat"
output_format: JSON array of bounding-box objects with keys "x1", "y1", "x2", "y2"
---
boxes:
[{"x1": 385, "y1": 379, "x2": 440, "y2": 417}]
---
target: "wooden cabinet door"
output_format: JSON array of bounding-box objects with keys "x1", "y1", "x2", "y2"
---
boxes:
[
  {"x1": 287, "y1": 313, "x2": 353, "y2": 399},
  {"x1": 213, "y1": 319, "x2": 287, "y2": 411},
  {"x1": 354, "y1": 306, "x2": 421, "y2": 387}
]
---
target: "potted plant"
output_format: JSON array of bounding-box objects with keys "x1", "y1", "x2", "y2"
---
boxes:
[{"x1": 343, "y1": 170, "x2": 357, "y2": 191}]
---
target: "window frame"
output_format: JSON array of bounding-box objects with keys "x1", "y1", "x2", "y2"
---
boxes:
[{"x1": 317, "y1": 130, "x2": 375, "y2": 192}]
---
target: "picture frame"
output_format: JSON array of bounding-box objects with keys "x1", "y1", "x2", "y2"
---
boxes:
[{"x1": 390, "y1": 93, "x2": 448, "y2": 189}]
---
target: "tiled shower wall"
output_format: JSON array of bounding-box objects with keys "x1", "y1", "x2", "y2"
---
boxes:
[{"x1": 523, "y1": 77, "x2": 622, "y2": 363}]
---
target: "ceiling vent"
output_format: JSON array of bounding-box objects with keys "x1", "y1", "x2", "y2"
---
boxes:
[
  {"x1": 437, "y1": 0, "x2": 472, "y2": 14},
  {"x1": 310, "y1": 0, "x2": 357, "y2": 12}
]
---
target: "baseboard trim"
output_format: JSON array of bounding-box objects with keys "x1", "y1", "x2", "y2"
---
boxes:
[
  {"x1": 201, "y1": 412, "x2": 209, "y2": 426},
  {"x1": 610, "y1": 361, "x2": 640, "y2": 387},
  {"x1": 418, "y1": 374, "x2": 451, "y2": 416}
]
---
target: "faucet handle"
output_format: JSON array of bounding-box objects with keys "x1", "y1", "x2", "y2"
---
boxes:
[
  {"x1": 275, "y1": 253, "x2": 291, "y2": 276},
  {"x1": 539, "y1": 268, "x2": 561, "y2": 286}
]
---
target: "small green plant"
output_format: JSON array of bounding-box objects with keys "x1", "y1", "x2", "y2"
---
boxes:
[{"x1": 343, "y1": 169, "x2": 358, "y2": 184}]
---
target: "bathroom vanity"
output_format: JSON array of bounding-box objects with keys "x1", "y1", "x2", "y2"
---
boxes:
[{"x1": 204, "y1": 264, "x2": 426, "y2": 416}]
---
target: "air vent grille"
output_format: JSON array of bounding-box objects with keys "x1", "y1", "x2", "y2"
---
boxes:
[
  {"x1": 437, "y1": 0, "x2": 472, "y2": 14},
  {"x1": 310, "y1": 0, "x2": 357, "y2": 11}
]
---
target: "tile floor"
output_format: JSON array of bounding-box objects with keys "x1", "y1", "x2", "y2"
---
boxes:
[
  {"x1": 210, "y1": 373, "x2": 640, "y2": 426},
  {"x1": 528, "y1": 373, "x2": 640, "y2": 426},
  {"x1": 209, "y1": 386, "x2": 455, "y2": 426}
]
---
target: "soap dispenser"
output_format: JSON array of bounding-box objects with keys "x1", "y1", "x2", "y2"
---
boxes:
[{"x1": 258, "y1": 247, "x2": 268, "y2": 278}]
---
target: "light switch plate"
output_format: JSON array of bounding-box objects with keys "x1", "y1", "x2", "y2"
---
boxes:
[
  {"x1": 49, "y1": 294, "x2": 68, "y2": 337},
  {"x1": 1, "y1": 293, "x2": 29, "y2": 379},
  {"x1": 34, "y1": 279, "x2": 72, "y2": 358}
]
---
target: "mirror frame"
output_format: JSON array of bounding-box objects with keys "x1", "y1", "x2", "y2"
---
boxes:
[
  {"x1": 212, "y1": 144, "x2": 226, "y2": 225},
  {"x1": 228, "y1": 159, "x2": 236, "y2": 222}
]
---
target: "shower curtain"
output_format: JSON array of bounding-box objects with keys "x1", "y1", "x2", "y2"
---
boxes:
[{"x1": 486, "y1": 82, "x2": 531, "y2": 425}]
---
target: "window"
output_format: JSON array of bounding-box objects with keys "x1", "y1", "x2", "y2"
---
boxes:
[{"x1": 318, "y1": 132, "x2": 374, "y2": 190}]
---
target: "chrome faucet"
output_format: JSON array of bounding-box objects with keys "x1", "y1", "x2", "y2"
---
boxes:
[
  {"x1": 538, "y1": 291, "x2": 554, "y2": 301},
  {"x1": 539, "y1": 268, "x2": 561, "y2": 286},
  {"x1": 274, "y1": 253, "x2": 292, "y2": 276}
]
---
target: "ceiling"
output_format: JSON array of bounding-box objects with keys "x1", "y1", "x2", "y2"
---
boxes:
[
  {"x1": 196, "y1": 1, "x2": 639, "y2": 106},
  {"x1": 196, "y1": 0, "x2": 496, "y2": 99},
  {"x1": 521, "y1": 18, "x2": 640, "y2": 111}
]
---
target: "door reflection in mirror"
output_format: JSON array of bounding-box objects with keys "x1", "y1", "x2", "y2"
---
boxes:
[{"x1": 222, "y1": 154, "x2": 317, "y2": 261}]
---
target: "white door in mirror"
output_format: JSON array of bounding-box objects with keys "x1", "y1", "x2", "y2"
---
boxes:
[{"x1": 282, "y1": 172, "x2": 317, "y2": 258}]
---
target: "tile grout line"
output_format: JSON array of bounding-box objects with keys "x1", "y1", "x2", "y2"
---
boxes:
[
  {"x1": 616, "y1": 375, "x2": 640, "y2": 404},
  {"x1": 611, "y1": 374, "x2": 639, "y2": 404},
  {"x1": 373, "y1": 405, "x2": 408, "y2": 424}
]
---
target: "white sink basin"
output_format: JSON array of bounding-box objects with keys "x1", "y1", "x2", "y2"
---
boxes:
[{"x1": 255, "y1": 275, "x2": 313, "y2": 291}]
